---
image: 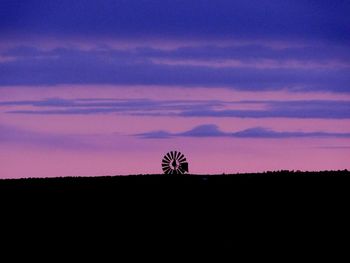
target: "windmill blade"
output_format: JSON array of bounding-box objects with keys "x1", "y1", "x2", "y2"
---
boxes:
[
  {"x1": 162, "y1": 167, "x2": 170, "y2": 173},
  {"x1": 162, "y1": 162, "x2": 171, "y2": 171},
  {"x1": 177, "y1": 167, "x2": 184, "y2": 174},
  {"x1": 163, "y1": 155, "x2": 170, "y2": 161},
  {"x1": 175, "y1": 151, "x2": 181, "y2": 160},
  {"x1": 167, "y1": 152, "x2": 172, "y2": 160},
  {"x1": 178, "y1": 155, "x2": 186, "y2": 161},
  {"x1": 178, "y1": 157, "x2": 187, "y2": 163}
]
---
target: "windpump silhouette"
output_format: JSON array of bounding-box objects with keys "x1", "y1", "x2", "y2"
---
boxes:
[{"x1": 162, "y1": 151, "x2": 189, "y2": 175}]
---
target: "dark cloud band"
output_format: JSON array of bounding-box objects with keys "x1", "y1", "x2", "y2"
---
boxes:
[{"x1": 1, "y1": 46, "x2": 349, "y2": 92}]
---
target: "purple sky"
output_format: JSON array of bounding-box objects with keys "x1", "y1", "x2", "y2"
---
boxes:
[{"x1": 1, "y1": 0, "x2": 350, "y2": 178}]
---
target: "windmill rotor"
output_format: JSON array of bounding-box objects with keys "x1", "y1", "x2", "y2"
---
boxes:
[{"x1": 162, "y1": 151, "x2": 189, "y2": 175}]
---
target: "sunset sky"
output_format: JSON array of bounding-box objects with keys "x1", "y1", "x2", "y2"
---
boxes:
[{"x1": 1, "y1": 0, "x2": 350, "y2": 178}]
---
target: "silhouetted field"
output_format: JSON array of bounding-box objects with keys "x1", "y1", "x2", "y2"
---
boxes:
[
  {"x1": 2, "y1": 170, "x2": 349, "y2": 252},
  {"x1": 1, "y1": 170, "x2": 349, "y2": 194}
]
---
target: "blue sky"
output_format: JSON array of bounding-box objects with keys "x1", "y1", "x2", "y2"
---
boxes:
[
  {"x1": 1, "y1": 0, "x2": 349, "y2": 43},
  {"x1": 0, "y1": 0, "x2": 349, "y2": 177}
]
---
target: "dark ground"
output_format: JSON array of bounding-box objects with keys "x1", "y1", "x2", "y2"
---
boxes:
[
  {"x1": 1, "y1": 170, "x2": 349, "y2": 195},
  {"x1": 1, "y1": 170, "x2": 349, "y2": 256}
]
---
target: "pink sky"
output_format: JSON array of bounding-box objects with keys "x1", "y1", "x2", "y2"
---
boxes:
[{"x1": 1, "y1": 85, "x2": 349, "y2": 178}]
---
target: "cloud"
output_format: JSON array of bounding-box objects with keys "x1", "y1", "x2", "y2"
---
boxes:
[
  {"x1": 232, "y1": 127, "x2": 350, "y2": 138},
  {"x1": 2, "y1": 97, "x2": 223, "y2": 115},
  {"x1": 135, "y1": 131, "x2": 173, "y2": 139},
  {"x1": 317, "y1": 146, "x2": 350, "y2": 149},
  {"x1": 136, "y1": 125, "x2": 350, "y2": 139},
  {"x1": 137, "y1": 45, "x2": 350, "y2": 63},
  {"x1": 1, "y1": 0, "x2": 349, "y2": 44},
  {"x1": 179, "y1": 124, "x2": 227, "y2": 137},
  {"x1": 5, "y1": 44, "x2": 350, "y2": 64},
  {"x1": 1, "y1": 46, "x2": 350, "y2": 92},
  {"x1": 181, "y1": 100, "x2": 350, "y2": 119},
  {"x1": 3, "y1": 98, "x2": 349, "y2": 119},
  {"x1": 0, "y1": 124, "x2": 95, "y2": 150}
]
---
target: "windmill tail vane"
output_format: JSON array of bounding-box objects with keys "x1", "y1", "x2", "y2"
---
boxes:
[{"x1": 162, "y1": 151, "x2": 189, "y2": 175}]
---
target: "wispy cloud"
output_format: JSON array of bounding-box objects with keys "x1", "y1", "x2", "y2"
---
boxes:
[
  {"x1": 180, "y1": 100, "x2": 350, "y2": 119},
  {"x1": 316, "y1": 146, "x2": 350, "y2": 149},
  {"x1": 1, "y1": 45, "x2": 350, "y2": 92},
  {"x1": 3, "y1": 98, "x2": 350, "y2": 119},
  {"x1": 2, "y1": 97, "x2": 223, "y2": 115},
  {"x1": 0, "y1": 124, "x2": 95, "y2": 150},
  {"x1": 136, "y1": 124, "x2": 350, "y2": 139}
]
